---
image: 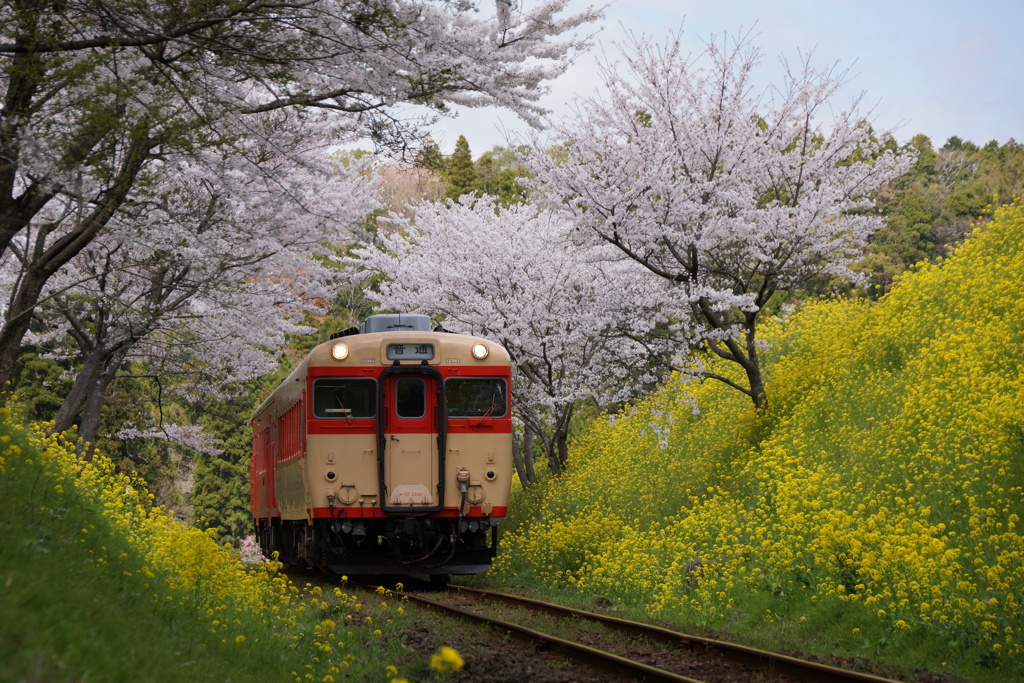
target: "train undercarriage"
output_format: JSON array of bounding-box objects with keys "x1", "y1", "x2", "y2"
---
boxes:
[{"x1": 255, "y1": 515, "x2": 500, "y2": 578}]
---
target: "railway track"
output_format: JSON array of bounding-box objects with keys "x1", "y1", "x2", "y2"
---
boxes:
[{"x1": 395, "y1": 584, "x2": 903, "y2": 683}]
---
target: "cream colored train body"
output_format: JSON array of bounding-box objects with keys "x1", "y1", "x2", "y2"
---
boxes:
[{"x1": 251, "y1": 314, "x2": 513, "y2": 577}]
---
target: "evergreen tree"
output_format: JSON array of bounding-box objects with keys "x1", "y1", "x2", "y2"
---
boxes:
[
  {"x1": 859, "y1": 134, "x2": 1024, "y2": 295},
  {"x1": 476, "y1": 146, "x2": 529, "y2": 205},
  {"x1": 96, "y1": 372, "x2": 180, "y2": 497},
  {"x1": 190, "y1": 383, "x2": 267, "y2": 543},
  {"x1": 444, "y1": 136, "x2": 480, "y2": 201},
  {"x1": 414, "y1": 137, "x2": 447, "y2": 173},
  {"x1": 192, "y1": 450, "x2": 250, "y2": 543}
]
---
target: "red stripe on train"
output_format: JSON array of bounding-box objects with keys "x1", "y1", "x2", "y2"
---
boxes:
[{"x1": 303, "y1": 506, "x2": 508, "y2": 519}]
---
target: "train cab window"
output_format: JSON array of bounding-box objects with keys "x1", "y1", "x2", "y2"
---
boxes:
[
  {"x1": 395, "y1": 377, "x2": 426, "y2": 418},
  {"x1": 313, "y1": 378, "x2": 376, "y2": 419},
  {"x1": 445, "y1": 378, "x2": 507, "y2": 418}
]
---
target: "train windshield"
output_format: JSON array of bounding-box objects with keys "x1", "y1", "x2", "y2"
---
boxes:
[
  {"x1": 445, "y1": 378, "x2": 507, "y2": 418},
  {"x1": 313, "y1": 378, "x2": 376, "y2": 419},
  {"x1": 395, "y1": 377, "x2": 426, "y2": 418}
]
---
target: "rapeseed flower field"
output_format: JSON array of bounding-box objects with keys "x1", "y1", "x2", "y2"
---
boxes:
[
  {"x1": 494, "y1": 200, "x2": 1024, "y2": 680},
  {"x1": 0, "y1": 416, "x2": 424, "y2": 682}
]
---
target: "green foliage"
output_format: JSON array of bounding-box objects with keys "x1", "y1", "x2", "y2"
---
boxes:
[
  {"x1": 944, "y1": 181, "x2": 991, "y2": 218},
  {"x1": 430, "y1": 137, "x2": 529, "y2": 205},
  {"x1": 443, "y1": 135, "x2": 480, "y2": 201},
  {"x1": 190, "y1": 381, "x2": 269, "y2": 544},
  {"x1": 10, "y1": 351, "x2": 69, "y2": 422},
  {"x1": 414, "y1": 136, "x2": 446, "y2": 172},
  {"x1": 868, "y1": 184, "x2": 941, "y2": 268},
  {"x1": 329, "y1": 148, "x2": 375, "y2": 168},
  {"x1": 95, "y1": 371, "x2": 180, "y2": 500},
  {"x1": 860, "y1": 133, "x2": 1024, "y2": 294},
  {"x1": 475, "y1": 145, "x2": 528, "y2": 206}
]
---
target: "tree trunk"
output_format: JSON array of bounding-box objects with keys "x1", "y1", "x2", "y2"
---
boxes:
[
  {"x1": 692, "y1": 296, "x2": 770, "y2": 409},
  {"x1": 52, "y1": 340, "x2": 130, "y2": 460},
  {"x1": 741, "y1": 311, "x2": 767, "y2": 409},
  {"x1": 52, "y1": 350, "x2": 105, "y2": 433},
  {"x1": 76, "y1": 357, "x2": 122, "y2": 459},
  {"x1": 546, "y1": 444, "x2": 561, "y2": 476},
  {"x1": 552, "y1": 405, "x2": 574, "y2": 475},
  {"x1": 512, "y1": 433, "x2": 531, "y2": 487},
  {"x1": 512, "y1": 428, "x2": 538, "y2": 487},
  {"x1": 523, "y1": 428, "x2": 536, "y2": 483},
  {"x1": 744, "y1": 361, "x2": 767, "y2": 409},
  {"x1": 0, "y1": 265, "x2": 49, "y2": 391}
]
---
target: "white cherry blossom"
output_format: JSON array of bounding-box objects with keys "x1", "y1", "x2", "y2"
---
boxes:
[{"x1": 523, "y1": 32, "x2": 914, "y2": 406}]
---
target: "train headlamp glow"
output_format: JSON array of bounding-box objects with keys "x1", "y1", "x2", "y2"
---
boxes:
[
  {"x1": 331, "y1": 343, "x2": 349, "y2": 360},
  {"x1": 471, "y1": 343, "x2": 489, "y2": 360}
]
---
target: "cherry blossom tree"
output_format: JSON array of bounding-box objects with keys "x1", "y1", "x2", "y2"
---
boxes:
[
  {"x1": 523, "y1": 32, "x2": 915, "y2": 408},
  {"x1": 0, "y1": 0, "x2": 600, "y2": 388},
  {"x1": 350, "y1": 195, "x2": 670, "y2": 479},
  {"x1": 18, "y1": 109, "x2": 378, "y2": 449}
]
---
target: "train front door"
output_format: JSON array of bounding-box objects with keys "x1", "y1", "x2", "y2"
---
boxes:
[{"x1": 381, "y1": 372, "x2": 441, "y2": 511}]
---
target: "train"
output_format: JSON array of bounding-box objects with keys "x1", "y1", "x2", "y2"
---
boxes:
[{"x1": 250, "y1": 313, "x2": 513, "y2": 581}]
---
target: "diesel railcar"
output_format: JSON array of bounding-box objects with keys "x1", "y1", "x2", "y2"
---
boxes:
[{"x1": 250, "y1": 313, "x2": 512, "y2": 579}]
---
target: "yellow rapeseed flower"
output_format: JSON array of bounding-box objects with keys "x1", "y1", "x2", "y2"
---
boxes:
[{"x1": 429, "y1": 646, "x2": 464, "y2": 673}]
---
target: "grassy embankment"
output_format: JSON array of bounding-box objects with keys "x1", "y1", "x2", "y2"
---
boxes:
[
  {"x1": 492, "y1": 200, "x2": 1024, "y2": 681},
  {"x1": 0, "y1": 419, "x2": 459, "y2": 683}
]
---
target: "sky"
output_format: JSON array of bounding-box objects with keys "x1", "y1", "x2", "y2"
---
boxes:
[{"x1": 427, "y1": 0, "x2": 1024, "y2": 154}]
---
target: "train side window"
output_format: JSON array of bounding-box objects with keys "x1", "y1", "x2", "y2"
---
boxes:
[
  {"x1": 313, "y1": 378, "x2": 376, "y2": 419},
  {"x1": 445, "y1": 378, "x2": 507, "y2": 418},
  {"x1": 395, "y1": 377, "x2": 426, "y2": 418}
]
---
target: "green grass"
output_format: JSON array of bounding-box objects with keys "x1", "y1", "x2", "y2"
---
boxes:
[
  {"x1": 0, "y1": 420, "x2": 423, "y2": 683},
  {"x1": 0, "y1": 431, "x2": 264, "y2": 681}
]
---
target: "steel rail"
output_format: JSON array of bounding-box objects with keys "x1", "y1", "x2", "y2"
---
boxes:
[
  {"x1": 396, "y1": 589, "x2": 703, "y2": 682},
  {"x1": 448, "y1": 585, "x2": 902, "y2": 683}
]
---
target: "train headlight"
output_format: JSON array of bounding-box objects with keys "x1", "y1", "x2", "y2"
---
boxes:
[
  {"x1": 331, "y1": 343, "x2": 349, "y2": 360},
  {"x1": 471, "y1": 343, "x2": 489, "y2": 360}
]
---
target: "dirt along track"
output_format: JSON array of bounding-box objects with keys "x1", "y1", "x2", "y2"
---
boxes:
[
  {"x1": 284, "y1": 569, "x2": 960, "y2": 682},
  {"x1": 391, "y1": 583, "x2": 916, "y2": 683}
]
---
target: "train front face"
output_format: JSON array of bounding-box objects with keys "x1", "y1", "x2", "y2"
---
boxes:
[{"x1": 305, "y1": 315, "x2": 513, "y2": 576}]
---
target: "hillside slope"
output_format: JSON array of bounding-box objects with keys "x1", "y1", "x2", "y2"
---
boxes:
[
  {"x1": 494, "y1": 200, "x2": 1024, "y2": 680},
  {"x1": 0, "y1": 420, "x2": 416, "y2": 682}
]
